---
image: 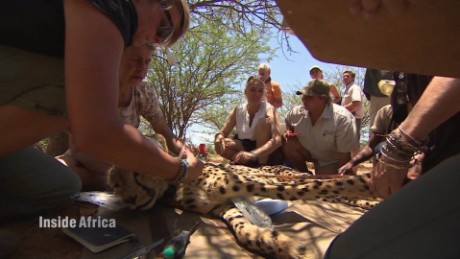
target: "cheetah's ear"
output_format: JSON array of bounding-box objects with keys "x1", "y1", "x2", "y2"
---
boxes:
[{"x1": 107, "y1": 166, "x2": 125, "y2": 188}]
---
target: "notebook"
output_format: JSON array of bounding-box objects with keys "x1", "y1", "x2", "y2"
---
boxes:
[{"x1": 63, "y1": 224, "x2": 135, "y2": 253}]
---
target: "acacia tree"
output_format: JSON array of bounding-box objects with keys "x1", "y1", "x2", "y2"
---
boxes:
[
  {"x1": 146, "y1": 19, "x2": 274, "y2": 139},
  {"x1": 43, "y1": 0, "x2": 285, "y2": 153},
  {"x1": 189, "y1": 0, "x2": 282, "y2": 32}
]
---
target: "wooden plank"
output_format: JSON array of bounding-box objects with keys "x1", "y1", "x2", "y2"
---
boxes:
[{"x1": 276, "y1": 0, "x2": 459, "y2": 77}]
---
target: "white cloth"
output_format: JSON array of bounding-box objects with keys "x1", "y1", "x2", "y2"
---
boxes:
[
  {"x1": 341, "y1": 83, "x2": 364, "y2": 119},
  {"x1": 235, "y1": 102, "x2": 271, "y2": 140},
  {"x1": 285, "y1": 104, "x2": 358, "y2": 167}
]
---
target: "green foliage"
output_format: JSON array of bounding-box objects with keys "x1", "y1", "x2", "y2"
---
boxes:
[
  {"x1": 147, "y1": 19, "x2": 274, "y2": 139},
  {"x1": 189, "y1": 0, "x2": 282, "y2": 34},
  {"x1": 34, "y1": 139, "x2": 48, "y2": 152}
]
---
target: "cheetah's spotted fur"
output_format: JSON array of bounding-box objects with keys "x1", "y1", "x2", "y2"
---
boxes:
[{"x1": 108, "y1": 135, "x2": 380, "y2": 258}]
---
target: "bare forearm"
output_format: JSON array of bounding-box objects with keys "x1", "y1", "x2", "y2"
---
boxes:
[
  {"x1": 399, "y1": 77, "x2": 460, "y2": 141},
  {"x1": 350, "y1": 146, "x2": 374, "y2": 166},
  {"x1": 73, "y1": 122, "x2": 179, "y2": 180},
  {"x1": 151, "y1": 121, "x2": 182, "y2": 155},
  {"x1": 345, "y1": 101, "x2": 360, "y2": 112},
  {"x1": 338, "y1": 152, "x2": 352, "y2": 167}
]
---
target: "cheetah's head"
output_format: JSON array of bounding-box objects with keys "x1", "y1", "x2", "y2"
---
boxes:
[{"x1": 107, "y1": 134, "x2": 170, "y2": 210}]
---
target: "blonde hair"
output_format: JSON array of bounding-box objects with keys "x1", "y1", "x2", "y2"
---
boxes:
[
  {"x1": 258, "y1": 63, "x2": 271, "y2": 73},
  {"x1": 244, "y1": 76, "x2": 265, "y2": 92},
  {"x1": 167, "y1": 0, "x2": 190, "y2": 46}
]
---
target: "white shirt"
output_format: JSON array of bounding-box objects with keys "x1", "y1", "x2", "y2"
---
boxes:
[
  {"x1": 341, "y1": 83, "x2": 364, "y2": 119},
  {"x1": 235, "y1": 102, "x2": 271, "y2": 140},
  {"x1": 285, "y1": 103, "x2": 358, "y2": 166}
]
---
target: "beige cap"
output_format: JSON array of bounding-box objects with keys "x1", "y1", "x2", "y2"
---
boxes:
[{"x1": 309, "y1": 66, "x2": 322, "y2": 73}]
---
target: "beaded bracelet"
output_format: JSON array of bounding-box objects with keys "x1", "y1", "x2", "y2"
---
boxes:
[
  {"x1": 377, "y1": 156, "x2": 411, "y2": 170},
  {"x1": 171, "y1": 159, "x2": 189, "y2": 185},
  {"x1": 387, "y1": 132, "x2": 419, "y2": 154},
  {"x1": 380, "y1": 147, "x2": 411, "y2": 167},
  {"x1": 398, "y1": 127, "x2": 425, "y2": 147},
  {"x1": 386, "y1": 130, "x2": 422, "y2": 160},
  {"x1": 378, "y1": 148, "x2": 411, "y2": 168},
  {"x1": 382, "y1": 140, "x2": 413, "y2": 160}
]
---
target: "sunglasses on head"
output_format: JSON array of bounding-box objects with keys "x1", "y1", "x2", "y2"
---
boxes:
[{"x1": 155, "y1": 0, "x2": 174, "y2": 45}]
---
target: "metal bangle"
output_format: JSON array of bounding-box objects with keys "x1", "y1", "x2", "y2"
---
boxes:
[
  {"x1": 377, "y1": 156, "x2": 410, "y2": 170},
  {"x1": 171, "y1": 159, "x2": 189, "y2": 184},
  {"x1": 398, "y1": 127, "x2": 424, "y2": 147}
]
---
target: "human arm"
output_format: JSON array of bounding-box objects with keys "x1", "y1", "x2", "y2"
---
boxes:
[
  {"x1": 329, "y1": 84, "x2": 341, "y2": 104},
  {"x1": 343, "y1": 85, "x2": 363, "y2": 114},
  {"x1": 214, "y1": 107, "x2": 237, "y2": 155},
  {"x1": 138, "y1": 82, "x2": 186, "y2": 156},
  {"x1": 234, "y1": 107, "x2": 282, "y2": 164},
  {"x1": 344, "y1": 101, "x2": 361, "y2": 114},
  {"x1": 371, "y1": 77, "x2": 460, "y2": 198},
  {"x1": 272, "y1": 83, "x2": 283, "y2": 108},
  {"x1": 148, "y1": 117, "x2": 184, "y2": 156},
  {"x1": 64, "y1": 0, "x2": 202, "y2": 182},
  {"x1": 338, "y1": 132, "x2": 384, "y2": 175},
  {"x1": 283, "y1": 107, "x2": 298, "y2": 140}
]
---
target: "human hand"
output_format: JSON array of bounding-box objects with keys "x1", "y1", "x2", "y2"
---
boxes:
[
  {"x1": 233, "y1": 151, "x2": 257, "y2": 165},
  {"x1": 283, "y1": 130, "x2": 297, "y2": 140},
  {"x1": 370, "y1": 159, "x2": 408, "y2": 198},
  {"x1": 338, "y1": 162, "x2": 354, "y2": 176},
  {"x1": 406, "y1": 164, "x2": 421, "y2": 180},
  {"x1": 407, "y1": 152, "x2": 424, "y2": 180},
  {"x1": 348, "y1": 0, "x2": 419, "y2": 17},
  {"x1": 214, "y1": 137, "x2": 226, "y2": 155},
  {"x1": 181, "y1": 148, "x2": 204, "y2": 183},
  {"x1": 178, "y1": 144, "x2": 192, "y2": 159}
]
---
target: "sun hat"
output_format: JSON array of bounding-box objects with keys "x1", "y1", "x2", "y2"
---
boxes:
[{"x1": 309, "y1": 65, "x2": 322, "y2": 73}]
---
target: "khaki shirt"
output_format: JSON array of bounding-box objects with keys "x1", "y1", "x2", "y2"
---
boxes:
[
  {"x1": 285, "y1": 104, "x2": 358, "y2": 167},
  {"x1": 370, "y1": 104, "x2": 393, "y2": 134}
]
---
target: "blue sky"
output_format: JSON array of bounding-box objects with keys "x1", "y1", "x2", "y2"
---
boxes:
[
  {"x1": 189, "y1": 34, "x2": 343, "y2": 145},
  {"x1": 189, "y1": 33, "x2": 363, "y2": 145},
  {"x1": 262, "y1": 33, "x2": 343, "y2": 93}
]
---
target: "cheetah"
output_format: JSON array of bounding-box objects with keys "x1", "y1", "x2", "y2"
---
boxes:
[{"x1": 108, "y1": 135, "x2": 380, "y2": 258}]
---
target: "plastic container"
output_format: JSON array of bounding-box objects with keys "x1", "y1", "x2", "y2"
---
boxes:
[{"x1": 231, "y1": 196, "x2": 272, "y2": 228}]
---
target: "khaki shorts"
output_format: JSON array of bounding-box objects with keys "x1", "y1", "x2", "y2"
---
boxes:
[{"x1": 0, "y1": 44, "x2": 66, "y2": 116}]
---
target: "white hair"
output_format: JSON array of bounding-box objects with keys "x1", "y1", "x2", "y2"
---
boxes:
[{"x1": 258, "y1": 63, "x2": 271, "y2": 73}]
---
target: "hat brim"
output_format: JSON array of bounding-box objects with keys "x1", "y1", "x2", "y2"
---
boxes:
[{"x1": 296, "y1": 90, "x2": 314, "y2": 96}]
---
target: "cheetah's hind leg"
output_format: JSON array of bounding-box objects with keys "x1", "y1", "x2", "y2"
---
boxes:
[{"x1": 215, "y1": 206, "x2": 318, "y2": 259}]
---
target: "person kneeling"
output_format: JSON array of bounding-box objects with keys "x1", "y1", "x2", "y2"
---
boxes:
[
  {"x1": 283, "y1": 79, "x2": 358, "y2": 175},
  {"x1": 214, "y1": 76, "x2": 282, "y2": 166}
]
